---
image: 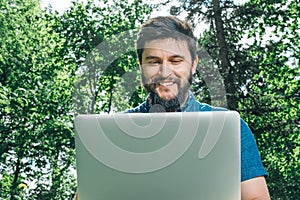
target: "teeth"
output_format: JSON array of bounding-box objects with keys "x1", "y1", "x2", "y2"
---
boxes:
[{"x1": 160, "y1": 82, "x2": 174, "y2": 86}]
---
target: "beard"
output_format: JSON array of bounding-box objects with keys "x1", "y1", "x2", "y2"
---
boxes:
[{"x1": 142, "y1": 70, "x2": 193, "y2": 112}]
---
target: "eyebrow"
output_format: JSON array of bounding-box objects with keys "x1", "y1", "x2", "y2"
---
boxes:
[
  {"x1": 144, "y1": 55, "x2": 185, "y2": 60},
  {"x1": 144, "y1": 56, "x2": 161, "y2": 60},
  {"x1": 170, "y1": 55, "x2": 185, "y2": 59}
]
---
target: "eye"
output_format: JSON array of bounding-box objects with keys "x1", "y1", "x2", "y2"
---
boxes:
[
  {"x1": 149, "y1": 61, "x2": 160, "y2": 64},
  {"x1": 171, "y1": 59, "x2": 183, "y2": 65},
  {"x1": 145, "y1": 60, "x2": 161, "y2": 67}
]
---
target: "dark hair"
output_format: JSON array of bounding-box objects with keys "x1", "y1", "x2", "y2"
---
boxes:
[{"x1": 136, "y1": 16, "x2": 197, "y2": 64}]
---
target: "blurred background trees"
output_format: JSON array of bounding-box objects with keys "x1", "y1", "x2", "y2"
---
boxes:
[
  {"x1": 0, "y1": 0, "x2": 76, "y2": 198},
  {"x1": 0, "y1": 0, "x2": 298, "y2": 199},
  {"x1": 0, "y1": 0, "x2": 152, "y2": 198}
]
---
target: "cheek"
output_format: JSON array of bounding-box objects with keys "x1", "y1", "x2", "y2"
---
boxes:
[
  {"x1": 173, "y1": 68, "x2": 190, "y2": 79},
  {"x1": 142, "y1": 68, "x2": 158, "y2": 80}
]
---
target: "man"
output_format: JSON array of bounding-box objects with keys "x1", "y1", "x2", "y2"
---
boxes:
[
  {"x1": 125, "y1": 16, "x2": 270, "y2": 200},
  {"x1": 74, "y1": 16, "x2": 270, "y2": 200}
]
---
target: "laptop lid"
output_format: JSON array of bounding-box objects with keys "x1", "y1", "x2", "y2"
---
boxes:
[{"x1": 75, "y1": 111, "x2": 240, "y2": 200}]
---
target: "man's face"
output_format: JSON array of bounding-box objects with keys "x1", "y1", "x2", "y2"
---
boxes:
[{"x1": 140, "y1": 38, "x2": 197, "y2": 111}]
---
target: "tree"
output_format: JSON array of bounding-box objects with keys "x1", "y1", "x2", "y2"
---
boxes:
[
  {"x1": 0, "y1": 0, "x2": 77, "y2": 199},
  {"x1": 236, "y1": 0, "x2": 300, "y2": 198},
  {"x1": 168, "y1": 0, "x2": 299, "y2": 198},
  {"x1": 0, "y1": 0, "x2": 152, "y2": 199},
  {"x1": 58, "y1": 0, "x2": 152, "y2": 114},
  {"x1": 170, "y1": 0, "x2": 247, "y2": 110}
]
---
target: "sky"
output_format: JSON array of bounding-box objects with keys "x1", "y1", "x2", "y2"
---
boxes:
[{"x1": 40, "y1": 0, "x2": 73, "y2": 12}]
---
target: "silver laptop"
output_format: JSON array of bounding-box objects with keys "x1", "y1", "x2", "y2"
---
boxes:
[{"x1": 75, "y1": 111, "x2": 241, "y2": 200}]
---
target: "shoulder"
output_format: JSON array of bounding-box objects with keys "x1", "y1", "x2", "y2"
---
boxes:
[
  {"x1": 184, "y1": 92, "x2": 228, "y2": 112},
  {"x1": 186, "y1": 99, "x2": 228, "y2": 112}
]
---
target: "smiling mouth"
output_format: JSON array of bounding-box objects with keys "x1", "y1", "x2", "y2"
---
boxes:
[{"x1": 159, "y1": 81, "x2": 175, "y2": 87}]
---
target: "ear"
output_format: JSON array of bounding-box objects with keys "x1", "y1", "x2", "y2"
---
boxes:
[{"x1": 191, "y1": 57, "x2": 198, "y2": 74}]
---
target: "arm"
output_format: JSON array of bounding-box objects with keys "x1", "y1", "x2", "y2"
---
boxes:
[
  {"x1": 240, "y1": 119, "x2": 270, "y2": 199},
  {"x1": 241, "y1": 176, "x2": 270, "y2": 200}
]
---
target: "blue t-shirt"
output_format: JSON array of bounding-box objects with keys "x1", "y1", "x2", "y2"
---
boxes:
[{"x1": 125, "y1": 91, "x2": 268, "y2": 182}]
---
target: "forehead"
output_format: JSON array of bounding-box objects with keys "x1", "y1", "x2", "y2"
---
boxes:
[{"x1": 143, "y1": 38, "x2": 191, "y2": 60}]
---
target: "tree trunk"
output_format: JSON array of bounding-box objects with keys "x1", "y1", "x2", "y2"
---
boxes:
[
  {"x1": 10, "y1": 153, "x2": 22, "y2": 199},
  {"x1": 212, "y1": 0, "x2": 237, "y2": 110}
]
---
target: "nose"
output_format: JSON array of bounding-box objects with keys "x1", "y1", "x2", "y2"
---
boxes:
[{"x1": 159, "y1": 62, "x2": 172, "y2": 77}]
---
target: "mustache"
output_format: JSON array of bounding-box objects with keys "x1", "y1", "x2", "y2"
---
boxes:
[{"x1": 150, "y1": 77, "x2": 180, "y2": 84}]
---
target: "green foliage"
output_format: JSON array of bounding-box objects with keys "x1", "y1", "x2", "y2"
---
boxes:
[
  {"x1": 58, "y1": 0, "x2": 151, "y2": 114},
  {"x1": 237, "y1": 0, "x2": 300, "y2": 198},
  {"x1": 170, "y1": 0, "x2": 299, "y2": 198},
  {"x1": 0, "y1": 0, "x2": 77, "y2": 198},
  {"x1": 1, "y1": 0, "x2": 298, "y2": 199},
  {"x1": 0, "y1": 0, "x2": 152, "y2": 199}
]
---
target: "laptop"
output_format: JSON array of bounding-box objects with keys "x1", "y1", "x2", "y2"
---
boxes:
[{"x1": 74, "y1": 111, "x2": 241, "y2": 200}]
